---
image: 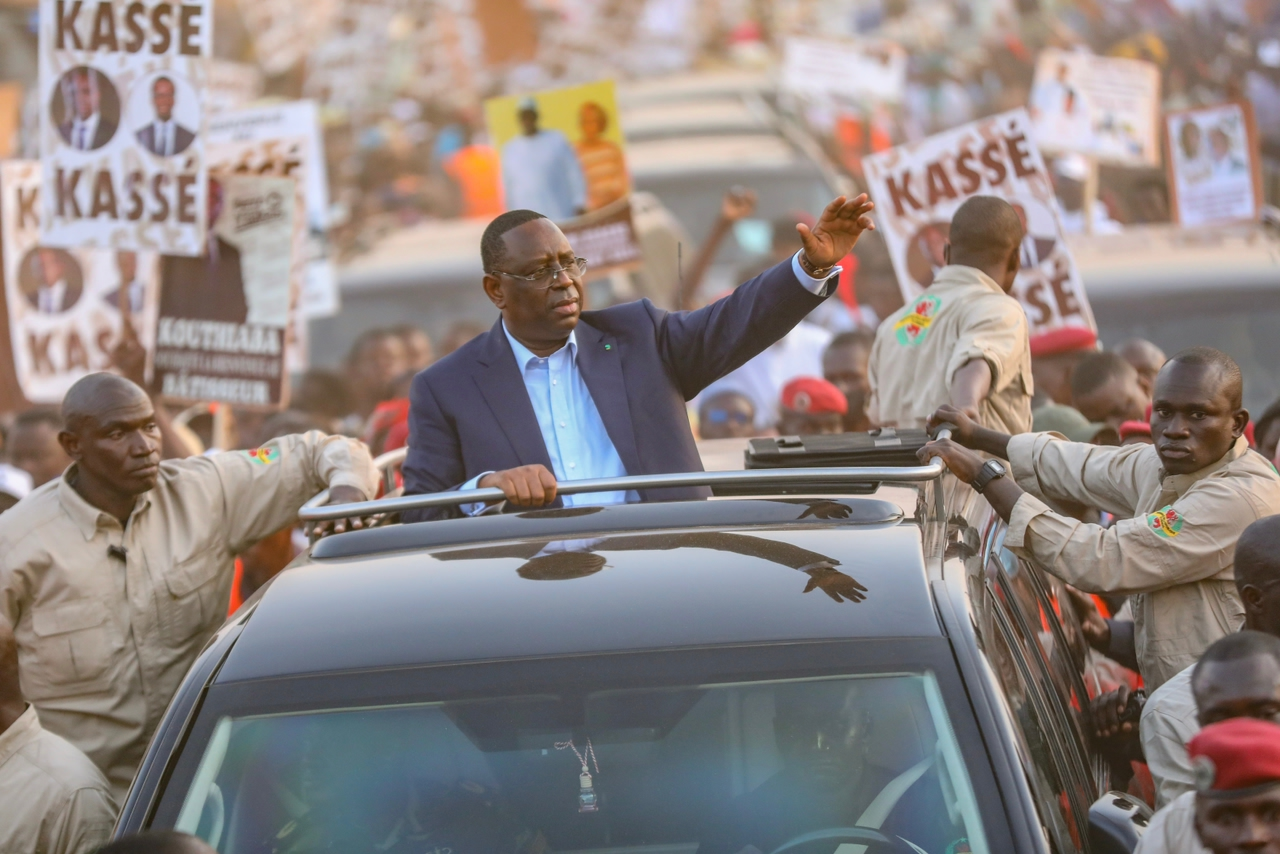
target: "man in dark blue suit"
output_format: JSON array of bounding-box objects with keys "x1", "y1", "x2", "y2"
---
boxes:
[{"x1": 403, "y1": 194, "x2": 876, "y2": 519}]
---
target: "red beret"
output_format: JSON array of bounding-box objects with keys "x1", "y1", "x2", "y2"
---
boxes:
[
  {"x1": 1030, "y1": 326, "x2": 1098, "y2": 358},
  {"x1": 1118, "y1": 421, "x2": 1151, "y2": 440},
  {"x1": 781, "y1": 377, "x2": 848, "y2": 415},
  {"x1": 1188, "y1": 718, "x2": 1280, "y2": 796}
]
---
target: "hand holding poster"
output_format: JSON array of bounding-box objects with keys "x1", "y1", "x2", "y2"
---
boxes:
[
  {"x1": 1166, "y1": 102, "x2": 1263, "y2": 227},
  {"x1": 863, "y1": 109, "x2": 1095, "y2": 337},
  {"x1": 1028, "y1": 49, "x2": 1161, "y2": 166},
  {"x1": 152, "y1": 174, "x2": 297, "y2": 407},
  {"x1": 38, "y1": 0, "x2": 213, "y2": 255},
  {"x1": 2, "y1": 160, "x2": 160, "y2": 403},
  {"x1": 485, "y1": 80, "x2": 642, "y2": 276}
]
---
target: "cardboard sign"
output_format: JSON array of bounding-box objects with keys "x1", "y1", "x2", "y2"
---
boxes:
[
  {"x1": 152, "y1": 174, "x2": 297, "y2": 407},
  {"x1": 1028, "y1": 49, "x2": 1161, "y2": 166},
  {"x1": 1166, "y1": 102, "x2": 1263, "y2": 227},
  {"x1": 1, "y1": 159, "x2": 160, "y2": 403},
  {"x1": 38, "y1": 0, "x2": 213, "y2": 255},
  {"x1": 781, "y1": 37, "x2": 907, "y2": 104},
  {"x1": 207, "y1": 101, "x2": 337, "y2": 318},
  {"x1": 863, "y1": 109, "x2": 1095, "y2": 336}
]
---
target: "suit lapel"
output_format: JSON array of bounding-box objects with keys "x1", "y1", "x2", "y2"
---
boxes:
[
  {"x1": 473, "y1": 320, "x2": 554, "y2": 469},
  {"x1": 574, "y1": 321, "x2": 642, "y2": 476}
]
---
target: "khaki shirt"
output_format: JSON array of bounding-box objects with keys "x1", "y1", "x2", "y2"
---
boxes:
[
  {"x1": 0, "y1": 431, "x2": 376, "y2": 800},
  {"x1": 1006, "y1": 434, "x2": 1280, "y2": 690},
  {"x1": 1141, "y1": 664, "x2": 1198, "y2": 808},
  {"x1": 0, "y1": 705, "x2": 117, "y2": 854},
  {"x1": 1132, "y1": 792, "x2": 1208, "y2": 854},
  {"x1": 868, "y1": 265, "x2": 1032, "y2": 435}
]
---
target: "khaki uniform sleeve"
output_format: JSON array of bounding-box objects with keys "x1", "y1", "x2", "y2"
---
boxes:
[
  {"x1": 1005, "y1": 474, "x2": 1250, "y2": 595},
  {"x1": 50, "y1": 786, "x2": 118, "y2": 854},
  {"x1": 213, "y1": 430, "x2": 378, "y2": 555},
  {"x1": 1007, "y1": 432, "x2": 1148, "y2": 518},
  {"x1": 944, "y1": 295, "x2": 1027, "y2": 391}
]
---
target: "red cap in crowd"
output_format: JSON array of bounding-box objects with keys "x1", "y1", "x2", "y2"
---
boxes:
[
  {"x1": 1119, "y1": 421, "x2": 1151, "y2": 441},
  {"x1": 1030, "y1": 326, "x2": 1098, "y2": 358},
  {"x1": 781, "y1": 377, "x2": 848, "y2": 415},
  {"x1": 1188, "y1": 718, "x2": 1280, "y2": 796}
]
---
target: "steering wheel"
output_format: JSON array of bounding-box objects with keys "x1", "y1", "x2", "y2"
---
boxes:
[{"x1": 768, "y1": 826, "x2": 920, "y2": 854}]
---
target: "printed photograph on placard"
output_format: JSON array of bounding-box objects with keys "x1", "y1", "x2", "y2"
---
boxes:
[
  {"x1": 38, "y1": 0, "x2": 213, "y2": 255},
  {"x1": 1, "y1": 160, "x2": 160, "y2": 404},
  {"x1": 863, "y1": 108, "x2": 1095, "y2": 337},
  {"x1": 1166, "y1": 102, "x2": 1262, "y2": 227}
]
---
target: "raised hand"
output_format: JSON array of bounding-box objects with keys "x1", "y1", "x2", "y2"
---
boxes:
[
  {"x1": 720, "y1": 186, "x2": 758, "y2": 222},
  {"x1": 797, "y1": 194, "x2": 876, "y2": 270},
  {"x1": 801, "y1": 565, "x2": 868, "y2": 603}
]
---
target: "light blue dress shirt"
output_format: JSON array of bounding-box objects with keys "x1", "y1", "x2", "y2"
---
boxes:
[{"x1": 463, "y1": 252, "x2": 836, "y2": 513}]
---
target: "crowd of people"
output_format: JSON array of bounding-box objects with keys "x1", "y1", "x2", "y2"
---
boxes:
[{"x1": 1, "y1": 185, "x2": 1279, "y2": 854}]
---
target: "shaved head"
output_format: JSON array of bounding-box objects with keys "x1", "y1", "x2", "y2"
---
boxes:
[
  {"x1": 1237, "y1": 516, "x2": 1280, "y2": 589},
  {"x1": 1165, "y1": 347, "x2": 1243, "y2": 410},
  {"x1": 947, "y1": 196, "x2": 1025, "y2": 269},
  {"x1": 61, "y1": 372, "x2": 150, "y2": 435}
]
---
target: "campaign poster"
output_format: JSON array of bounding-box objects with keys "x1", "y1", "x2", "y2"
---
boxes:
[
  {"x1": 207, "y1": 100, "x2": 337, "y2": 318},
  {"x1": 1, "y1": 159, "x2": 160, "y2": 403},
  {"x1": 1166, "y1": 102, "x2": 1262, "y2": 227},
  {"x1": 205, "y1": 134, "x2": 309, "y2": 372},
  {"x1": 1028, "y1": 49, "x2": 1161, "y2": 167},
  {"x1": 781, "y1": 37, "x2": 907, "y2": 105},
  {"x1": 485, "y1": 80, "x2": 641, "y2": 275},
  {"x1": 152, "y1": 174, "x2": 297, "y2": 407},
  {"x1": 863, "y1": 109, "x2": 1095, "y2": 337}
]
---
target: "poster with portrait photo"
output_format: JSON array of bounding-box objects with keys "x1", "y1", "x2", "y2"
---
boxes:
[
  {"x1": 485, "y1": 80, "x2": 642, "y2": 276},
  {"x1": 1028, "y1": 49, "x2": 1161, "y2": 167},
  {"x1": 1, "y1": 160, "x2": 160, "y2": 403},
  {"x1": 863, "y1": 109, "x2": 1095, "y2": 338},
  {"x1": 152, "y1": 174, "x2": 298, "y2": 408},
  {"x1": 1165, "y1": 102, "x2": 1262, "y2": 227},
  {"x1": 38, "y1": 0, "x2": 212, "y2": 255}
]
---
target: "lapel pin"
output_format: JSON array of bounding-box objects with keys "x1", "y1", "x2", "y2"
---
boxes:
[{"x1": 604, "y1": 344, "x2": 612, "y2": 350}]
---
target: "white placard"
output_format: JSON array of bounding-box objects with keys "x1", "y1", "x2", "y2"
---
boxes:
[
  {"x1": 1166, "y1": 102, "x2": 1262, "y2": 227},
  {"x1": 863, "y1": 109, "x2": 1095, "y2": 337},
  {"x1": 38, "y1": 0, "x2": 213, "y2": 255}
]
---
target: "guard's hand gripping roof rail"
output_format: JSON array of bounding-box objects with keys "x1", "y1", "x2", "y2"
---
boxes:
[{"x1": 298, "y1": 429, "x2": 953, "y2": 524}]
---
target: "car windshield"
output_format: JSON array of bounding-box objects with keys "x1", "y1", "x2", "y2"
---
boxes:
[{"x1": 174, "y1": 671, "x2": 988, "y2": 854}]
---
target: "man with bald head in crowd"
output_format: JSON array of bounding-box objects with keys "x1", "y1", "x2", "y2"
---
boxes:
[
  {"x1": 1071, "y1": 350, "x2": 1150, "y2": 430},
  {"x1": 921, "y1": 347, "x2": 1280, "y2": 690},
  {"x1": 868, "y1": 195, "x2": 1033, "y2": 434},
  {"x1": 0, "y1": 373, "x2": 378, "y2": 800},
  {"x1": 0, "y1": 615, "x2": 116, "y2": 854},
  {"x1": 1118, "y1": 338, "x2": 1166, "y2": 394}
]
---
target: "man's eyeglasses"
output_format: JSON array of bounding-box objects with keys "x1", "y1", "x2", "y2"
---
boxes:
[{"x1": 490, "y1": 257, "x2": 588, "y2": 289}]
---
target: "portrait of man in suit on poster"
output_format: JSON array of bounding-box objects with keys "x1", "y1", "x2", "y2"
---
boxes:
[
  {"x1": 136, "y1": 76, "x2": 196, "y2": 158},
  {"x1": 54, "y1": 67, "x2": 119, "y2": 152}
]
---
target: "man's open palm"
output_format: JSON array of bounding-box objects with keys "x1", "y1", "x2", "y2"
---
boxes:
[{"x1": 798, "y1": 194, "x2": 876, "y2": 269}]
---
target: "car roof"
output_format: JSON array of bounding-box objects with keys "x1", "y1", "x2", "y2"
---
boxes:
[{"x1": 216, "y1": 496, "x2": 940, "y2": 685}]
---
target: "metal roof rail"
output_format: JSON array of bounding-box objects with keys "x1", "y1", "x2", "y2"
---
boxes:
[{"x1": 298, "y1": 429, "x2": 952, "y2": 524}]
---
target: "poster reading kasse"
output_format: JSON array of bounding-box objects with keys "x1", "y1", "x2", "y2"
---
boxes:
[
  {"x1": 2, "y1": 159, "x2": 160, "y2": 403},
  {"x1": 863, "y1": 109, "x2": 1095, "y2": 337},
  {"x1": 39, "y1": 0, "x2": 212, "y2": 255}
]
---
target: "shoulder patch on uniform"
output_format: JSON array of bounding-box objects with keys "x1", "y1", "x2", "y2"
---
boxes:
[
  {"x1": 242, "y1": 447, "x2": 280, "y2": 465},
  {"x1": 894, "y1": 295, "x2": 943, "y2": 346},
  {"x1": 1146, "y1": 505, "x2": 1183, "y2": 539}
]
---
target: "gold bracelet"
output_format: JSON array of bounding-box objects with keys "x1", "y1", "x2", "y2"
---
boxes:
[{"x1": 799, "y1": 251, "x2": 835, "y2": 279}]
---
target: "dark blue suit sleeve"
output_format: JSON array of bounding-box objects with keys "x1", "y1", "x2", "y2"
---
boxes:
[
  {"x1": 402, "y1": 373, "x2": 465, "y2": 522},
  {"x1": 649, "y1": 259, "x2": 832, "y2": 400}
]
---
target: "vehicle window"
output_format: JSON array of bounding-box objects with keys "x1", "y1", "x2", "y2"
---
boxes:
[
  {"x1": 981, "y1": 599, "x2": 1085, "y2": 854},
  {"x1": 173, "y1": 672, "x2": 989, "y2": 854}
]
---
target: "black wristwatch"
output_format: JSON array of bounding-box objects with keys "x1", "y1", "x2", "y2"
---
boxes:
[{"x1": 971, "y1": 459, "x2": 1008, "y2": 494}]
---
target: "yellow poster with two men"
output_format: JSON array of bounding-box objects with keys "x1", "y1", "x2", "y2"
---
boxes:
[
  {"x1": 485, "y1": 80, "x2": 642, "y2": 277},
  {"x1": 484, "y1": 80, "x2": 630, "y2": 221}
]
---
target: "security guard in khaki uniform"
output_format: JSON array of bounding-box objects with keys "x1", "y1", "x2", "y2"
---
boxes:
[
  {"x1": 920, "y1": 347, "x2": 1280, "y2": 691},
  {"x1": 0, "y1": 616, "x2": 117, "y2": 854},
  {"x1": 0, "y1": 374, "x2": 378, "y2": 800},
  {"x1": 868, "y1": 195, "x2": 1033, "y2": 435}
]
